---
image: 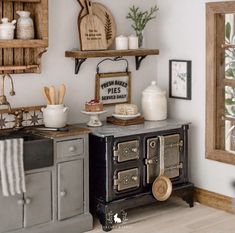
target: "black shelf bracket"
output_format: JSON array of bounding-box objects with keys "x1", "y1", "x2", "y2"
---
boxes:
[
  {"x1": 135, "y1": 55, "x2": 147, "y2": 70},
  {"x1": 75, "y1": 58, "x2": 87, "y2": 74}
]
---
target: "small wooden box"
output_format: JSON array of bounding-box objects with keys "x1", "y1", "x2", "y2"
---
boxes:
[{"x1": 106, "y1": 116, "x2": 145, "y2": 126}]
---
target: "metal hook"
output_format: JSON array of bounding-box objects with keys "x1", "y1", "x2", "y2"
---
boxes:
[{"x1": 96, "y1": 57, "x2": 129, "y2": 74}]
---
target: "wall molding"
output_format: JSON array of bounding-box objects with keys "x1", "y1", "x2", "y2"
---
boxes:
[{"x1": 195, "y1": 188, "x2": 234, "y2": 214}]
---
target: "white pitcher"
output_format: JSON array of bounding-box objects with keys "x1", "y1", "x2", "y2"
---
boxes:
[
  {"x1": 42, "y1": 105, "x2": 68, "y2": 128},
  {"x1": 16, "y1": 11, "x2": 34, "y2": 39},
  {"x1": 0, "y1": 18, "x2": 16, "y2": 40}
]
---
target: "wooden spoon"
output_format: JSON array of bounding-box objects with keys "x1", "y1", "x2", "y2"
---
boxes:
[
  {"x1": 43, "y1": 86, "x2": 51, "y2": 105},
  {"x1": 49, "y1": 86, "x2": 56, "y2": 105},
  {"x1": 58, "y1": 84, "x2": 66, "y2": 104}
]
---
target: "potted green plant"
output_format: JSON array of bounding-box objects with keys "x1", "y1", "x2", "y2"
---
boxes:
[{"x1": 126, "y1": 5, "x2": 159, "y2": 48}]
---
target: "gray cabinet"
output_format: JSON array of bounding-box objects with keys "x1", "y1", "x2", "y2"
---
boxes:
[
  {"x1": 24, "y1": 171, "x2": 52, "y2": 227},
  {"x1": 0, "y1": 171, "x2": 52, "y2": 233},
  {"x1": 0, "y1": 194, "x2": 23, "y2": 233},
  {"x1": 0, "y1": 131, "x2": 92, "y2": 233},
  {"x1": 58, "y1": 159, "x2": 84, "y2": 220}
]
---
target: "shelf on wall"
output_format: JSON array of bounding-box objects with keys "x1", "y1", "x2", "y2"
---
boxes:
[
  {"x1": 0, "y1": 39, "x2": 48, "y2": 48},
  {"x1": 0, "y1": 0, "x2": 48, "y2": 74},
  {"x1": 1, "y1": 0, "x2": 41, "y2": 2},
  {"x1": 65, "y1": 49, "x2": 159, "y2": 74}
]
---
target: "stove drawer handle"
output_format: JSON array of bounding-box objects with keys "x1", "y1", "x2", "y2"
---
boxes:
[
  {"x1": 131, "y1": 148, "x2": 138, "y2": 153},
  {"x1": 131, "y1": 175, "x2": 138, "y2": 181},
  {"x1": 145, "y1": 158, "x2": 158, "y2": 165}
]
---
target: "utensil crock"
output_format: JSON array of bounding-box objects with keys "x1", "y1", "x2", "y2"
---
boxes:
[{"x1": 41, "y1": 104, "x2": 68, "y2": 128}]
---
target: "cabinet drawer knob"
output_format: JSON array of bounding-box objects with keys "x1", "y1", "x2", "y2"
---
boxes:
[
  {"x1": 25, "y1": 198, "x2": 31, "y2": 205},
  {"x1": 60, "y1": 190, "x2": 67, "y2": 197},
  {"x1": 17, "y1": 199, "x2": 24, "y2": 205},
  {"x1": 69, "y1": 146, "x2": 76, "y2": 152}
]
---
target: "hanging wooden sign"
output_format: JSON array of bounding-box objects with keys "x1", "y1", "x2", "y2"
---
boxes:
[
  {"x1": 79, "y1": 0, "x2": 108, "y2": 50},
  {"x1": 95, "y1": 72, "x2": 131, "y2": 105},
  {"x1": 78, "y1": 0, "x2": 116, "y2": 50},
  {"x1": 95, "y1": 58, "x2": 131, "y2": 105}
]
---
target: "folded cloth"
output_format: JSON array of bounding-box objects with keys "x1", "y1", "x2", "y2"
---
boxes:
[{"x1": 0, "y1": 138, "x2": 26, "y2": 197}]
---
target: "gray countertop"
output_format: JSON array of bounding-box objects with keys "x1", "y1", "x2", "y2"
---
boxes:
[{"x1": 84, "y1": 118, "x2": 190, "y2": 138}]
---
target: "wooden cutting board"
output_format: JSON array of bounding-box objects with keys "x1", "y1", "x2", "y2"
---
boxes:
[
  {"x1": 78, "y1": 0, "x2": 116, "y2": 49},
  {"x1": 79, "y1": 0, "x2": 108, "y2": 50}
]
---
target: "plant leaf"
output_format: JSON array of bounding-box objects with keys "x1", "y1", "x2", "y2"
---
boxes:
[{"x1": 226, "y1": 22, "x2": 231, "y2": 41}]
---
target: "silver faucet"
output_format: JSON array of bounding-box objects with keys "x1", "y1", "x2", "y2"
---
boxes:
[{"x1": 0, "y1": 74, "x2": 16, "y2": 111}]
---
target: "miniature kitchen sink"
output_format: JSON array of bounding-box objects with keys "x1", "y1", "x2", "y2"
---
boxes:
[{"x1": 0, "y1": 130, "x2": 53, "y2": 171}]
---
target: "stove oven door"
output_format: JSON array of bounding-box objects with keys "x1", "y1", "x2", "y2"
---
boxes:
[
  {"x1": 114, "y1": 168, "x2": 140, "y2": 192},
  {"x1": 146, "y1": 134, "x2": 184, "y2": 184},
  {"x1": 112, "y1": 138, "x2": 142, "y2": 198},
  {"x1": 113, "y1": 140, "x2": 140, "y2": 163}
]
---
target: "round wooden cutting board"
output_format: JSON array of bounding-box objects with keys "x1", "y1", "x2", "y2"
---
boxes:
[
  {"x1": 152, "y1": 175, "x2": 172, "y2": 201},
  {"x1": 78, "y1": 0, "x2": 116, "y2": 49}
]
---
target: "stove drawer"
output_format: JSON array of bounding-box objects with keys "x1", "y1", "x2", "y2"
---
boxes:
[
  {"x1": 114, "y1": 140, "x2": 139, "y2": 162},
  {"x1": 114, "y1": 168, "x2": 139, "y2": 191}
]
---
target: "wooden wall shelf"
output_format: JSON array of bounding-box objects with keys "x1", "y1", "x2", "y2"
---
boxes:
[
  {"x1": 0, "y1": 0, "x2": 48, "y2": 74},
  {"x1": 65, "y1": 49, "x2": 159, "y2": 74}
]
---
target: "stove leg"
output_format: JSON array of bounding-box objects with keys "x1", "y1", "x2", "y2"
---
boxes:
[
  {"x1": 98, "y1": 212, "x2": 113, "y2": 232},
  {"x1": 184, "y1": 191, "x2": 194, "y2": 208},
  {"x1": 175, "y1": 184, "x2": 194, "y2": 208}
]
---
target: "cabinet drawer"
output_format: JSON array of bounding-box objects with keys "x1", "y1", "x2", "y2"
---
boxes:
[{"x1": 57, "y1": 138, "x2": 84, "y2": 159}]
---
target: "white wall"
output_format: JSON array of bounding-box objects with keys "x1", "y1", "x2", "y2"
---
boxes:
[
  {"x1": 157, "y1": 0, "x2": 235, "y2": 197},
  {"x1": 7, "y1": 0, "x2": 158, "y2": 123},
  {"x1": 6, "y1": 0, "x2": 234, "y2": 198}
]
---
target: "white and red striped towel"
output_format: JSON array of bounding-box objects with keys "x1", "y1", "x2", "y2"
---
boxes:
[{"x1": 0, "y1": 138, "x2": 26, "y2": 197}]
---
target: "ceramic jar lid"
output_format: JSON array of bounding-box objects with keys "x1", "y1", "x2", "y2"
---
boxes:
[
  {"x1": 0, "y1": 18, "x2": 16, "y2": 29},
  {"x1": 142, "y1": 81, "x2": 166, "y2": 96}
]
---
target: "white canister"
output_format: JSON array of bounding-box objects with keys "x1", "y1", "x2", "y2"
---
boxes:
[
  {"x1": 128, "y1": 35, "x2": 138, "y2": 49},
  {"x1": 141, "y1": 81, "x2": 167, "y2": 121},
  {"x1": 16, "y1": 11, "x2": 34, "y2": 39},
  {"x1": 41, "y1": 104, "x2": 68, "y2": 128},
  {"x1": 0, "y1": 18, "x2": 16, "y2": 40},
  {"x1": 115, "y1": 35, "x2": 128, "y2": 50}
]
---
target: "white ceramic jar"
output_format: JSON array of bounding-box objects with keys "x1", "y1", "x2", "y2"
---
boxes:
[
  {"x1": 41, "y1": 104, "x2": 68, "y2": 128},
  {"x1": 16, "y1": 11, "x2": 34, "y2": 39},
  {"x1": 115, "y1": 35, "x2": 128, "y2": 50},
  {"x1": 0, "y1": 18, "x2": 16, "y2": 40},
  {"x1": 141, "y1": 81, "x2": 167, "y2": 121}
]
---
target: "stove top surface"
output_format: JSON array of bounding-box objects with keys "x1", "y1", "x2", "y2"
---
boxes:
[{"x1": 87, "y1": 118, "x2": 190, "y2": 137}]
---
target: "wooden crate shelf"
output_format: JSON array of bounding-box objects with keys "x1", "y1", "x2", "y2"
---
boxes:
[
  {"x1": 0, "y1": 0, "x2": 48, "y2": 74},
  {"x1": 0, "y1": 39, "x2": 48, "y2": 48},
  {"x1": 65, "y1": 49, "x2": 159, "y2": 74},
  {"x1": 1, "y1": 0, "x2": 41, "y2": 2}
]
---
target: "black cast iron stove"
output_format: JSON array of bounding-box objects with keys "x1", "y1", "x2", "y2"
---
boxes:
[{"x1": 89, "y1": 119, "x2": 194, "y2": 231}]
